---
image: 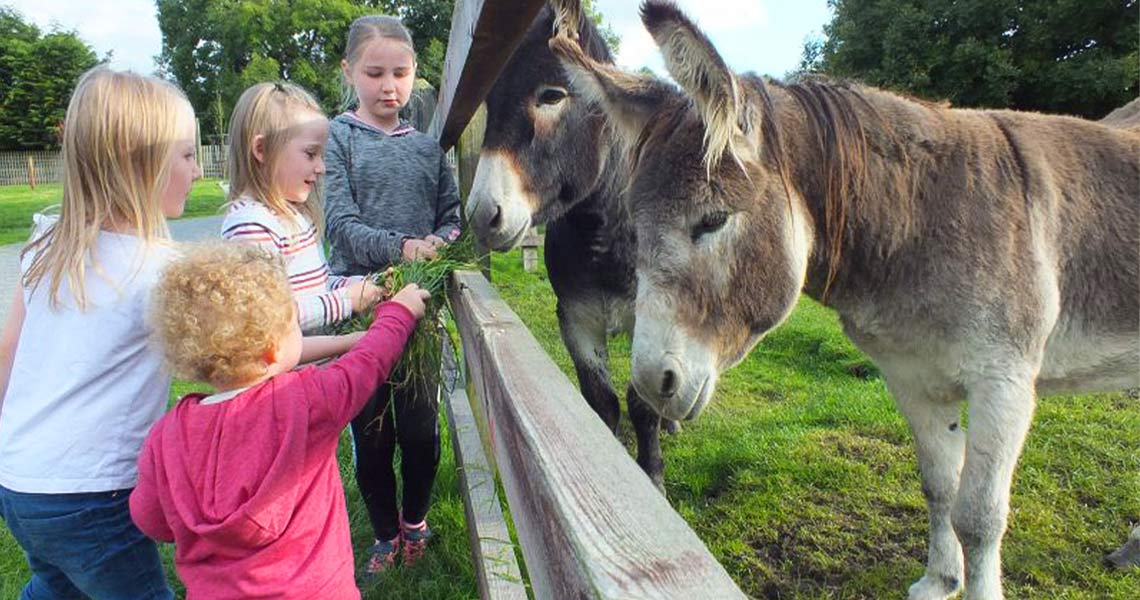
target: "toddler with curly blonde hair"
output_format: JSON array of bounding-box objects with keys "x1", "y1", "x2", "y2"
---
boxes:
[{"x1": 130, "y1": 242, "x2": 429, "y2": 599}]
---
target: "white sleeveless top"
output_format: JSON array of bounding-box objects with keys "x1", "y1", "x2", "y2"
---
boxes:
[{"x1": 0, "y1": 216, "x2": 176, "y2": 493}]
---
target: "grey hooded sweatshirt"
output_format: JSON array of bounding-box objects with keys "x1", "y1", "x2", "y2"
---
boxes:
[{"x1": 323, "y1": 113, "x2": 462, "y2": 276}]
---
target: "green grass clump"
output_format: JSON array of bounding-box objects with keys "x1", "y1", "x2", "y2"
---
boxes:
[{"x1": 332, "y1": 231, "x2": 482, "y2": 386}]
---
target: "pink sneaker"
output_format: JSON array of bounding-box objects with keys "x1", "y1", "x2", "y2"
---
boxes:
[
  {"x1": 360, "y1": 535, "x2": 401, "y2": 579},
  {"x1": 400, "y1": 518, "x2": 433, "y2": 566}
]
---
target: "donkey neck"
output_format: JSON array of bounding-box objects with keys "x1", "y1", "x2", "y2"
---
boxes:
[{"x1": 770, "y1": 81, "x2": 933, "y2": 307}]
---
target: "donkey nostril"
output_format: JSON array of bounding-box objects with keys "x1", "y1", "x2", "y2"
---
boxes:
[
  {"x1": 661, "y1": 369, "x2": 678, "y2": 398},
  {"x1": 488, "y1": 205, "x2": 503, "y2": 230}
]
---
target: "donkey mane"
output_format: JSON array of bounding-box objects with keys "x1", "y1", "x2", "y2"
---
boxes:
[{"x1": 766, "y1": 77, "x2": 933, "y2": 298}]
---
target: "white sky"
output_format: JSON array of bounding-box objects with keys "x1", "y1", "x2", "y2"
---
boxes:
[
  {"x1": 4, "y1": 0, "x2": 832, "y2": 79},
  {"x1": 595, "y1": 0, "x2": 831, "y2": 78}
]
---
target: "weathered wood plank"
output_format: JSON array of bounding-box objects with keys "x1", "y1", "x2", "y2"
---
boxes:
[
  {"x1": 448, "y1": 270, "x2": 746, "y2": 599},
  {"x1": 441, "y1": 341, "x2": 527, "y2": 600},
  {"x1": 429, "y1": 0, "x2": 546, "y2": 150}
]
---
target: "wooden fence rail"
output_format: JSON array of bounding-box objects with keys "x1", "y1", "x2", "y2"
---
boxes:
[{"x1": 447, "y1": 270, "x2": 746, "y2": 599}]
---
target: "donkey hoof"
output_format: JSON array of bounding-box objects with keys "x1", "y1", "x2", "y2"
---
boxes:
[
  {"x1": 664, "y1": 420, "x2": 682, "y2": 435},
  {"x1": 908, "y1": 574, "x2": 961, "y2": 600},
  {"x1": 1106, "y1": 538, "x2": 1140, "y2": 569}
]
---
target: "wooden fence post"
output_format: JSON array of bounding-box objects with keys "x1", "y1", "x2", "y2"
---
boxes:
[
  {"x1": 520, "y1": 227, "x2": 541, "y2": 272},
  {"x1": 457, "y1": 105, "x2": 491, "y2": 280},
  {"x1": 27, "y1": 155, "x2": 36, "y2": 189}
]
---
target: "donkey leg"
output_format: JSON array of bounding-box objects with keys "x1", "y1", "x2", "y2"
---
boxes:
[
  {"x1": 893, "y1": 387, "x2": 966, "y2": 600},
  {"x1": 558, "y1": 298, "x2": 621, "y2": 432},
  {"x1": 1106, "y1": 525, "x2": 1140, "y2": 569},
  {"x1": 953, "y1": 377, "x2": 1037, "y2": 600},
  {"x1": 627, "y1": 384, "x2": 665, "y2": 491}
]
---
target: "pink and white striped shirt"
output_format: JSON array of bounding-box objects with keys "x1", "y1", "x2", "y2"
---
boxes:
[{"x1": 222, "y1": 198, "x2": 359, "y2": 333}]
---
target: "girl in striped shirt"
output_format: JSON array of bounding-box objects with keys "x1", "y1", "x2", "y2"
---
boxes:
[{"x1": 221, "y1": 82, "x2": 382, "y2": 334}]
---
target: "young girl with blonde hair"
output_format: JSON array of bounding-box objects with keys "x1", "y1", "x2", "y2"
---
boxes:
[
  {"x1": 0, "y1": 66, "x2": 199, "y2": 599},
  {"x1": 222, "y1": 82, "x2": 382, "y2": 335},
  {"x1": 325, "y1": 14, "x2": 461, "y2": 576}
]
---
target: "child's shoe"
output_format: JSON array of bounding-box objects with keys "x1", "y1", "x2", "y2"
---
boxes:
[
  {"x1": 360, "y1": 535, "x2": 401, "y2": 579},
  {"x1": 401, "y1": 518, "x2": 433, "y2": 566}
]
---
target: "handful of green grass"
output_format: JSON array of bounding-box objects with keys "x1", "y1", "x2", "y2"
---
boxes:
[{"x1": 332, "y1": 230, "x2": 481, "y2": 386}]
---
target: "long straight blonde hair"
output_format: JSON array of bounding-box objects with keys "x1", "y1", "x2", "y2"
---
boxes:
[
  {"x1": 22, "y1": 67, "x2": 193, "y2": 309},
  {"x1": 226, "y1": 82, "x2": 326, "y2": 234}
]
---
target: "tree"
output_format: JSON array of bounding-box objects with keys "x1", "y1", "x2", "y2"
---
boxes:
[
  {"x1": 584, "y1": 0, "x2": 621, "y2": 54},
  {"x1": 804, "y1": 0, "x2": 1138, "y2": 118},
  {"x1": 0, "y1": 6, "x2": 99, "y2": 150},
  {"x1": 156, "y1": 0, "x2": 456, "y2": 138}
]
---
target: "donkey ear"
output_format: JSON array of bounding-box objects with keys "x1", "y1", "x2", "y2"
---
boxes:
[
  {"x1": 641, "y1": 0, "x2": 757, "y2": 173},
  {"x1": 550, "y1": 0, "x2": 582, "y2": 42},
  {"x1": 549, "y1": 34, "x2": 670, "y2": 152}
]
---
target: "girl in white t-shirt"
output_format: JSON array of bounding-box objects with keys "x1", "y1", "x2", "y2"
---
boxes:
[{"x1": 0, "y1": 67, "x2": 198, "y2": 599}]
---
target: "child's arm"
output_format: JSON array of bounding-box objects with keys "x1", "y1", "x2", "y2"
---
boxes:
[
  {"x1": 431, "y1": 151, "x2": 463, "y2": 243},
  {"x1": 324, "y1": 131, "x2": 412, "y2": 267},
  {"x1": 129, "y1": 434, "x2": 175, "y2": 543},
  {"x1": 0, "y1": 286, "x2": 25, "y2": 415},
  {"x1": 222, "y1": 217, "x2": 359, "y2": 333},
  {"x1": 310, "y1": 286, "x2": 429, "y2": 427},
  {"x1": 300, "y1": 332, "x2": 365, "y2": 364}
]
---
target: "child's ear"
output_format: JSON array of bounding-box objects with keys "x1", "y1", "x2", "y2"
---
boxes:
[
  {"x1": 261, "y1": 342, "x2": 279, "y2": 367},
  {"x1": 341, "y1": 58, "x2": 350, "y2": 79},
  {"x1": 252, "y1": 135, "x2": 266, "y2": 164}
]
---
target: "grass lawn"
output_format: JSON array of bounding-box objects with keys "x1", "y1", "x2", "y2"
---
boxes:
[
  {"x1": 1, "y1": 245, "x2": 1136, "y2": 598},
  {"x1": 0, "y1": 179, "x2": 230, "y2": 245}
]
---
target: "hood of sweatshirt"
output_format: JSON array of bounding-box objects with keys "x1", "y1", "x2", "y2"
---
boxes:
[{"x1": 152, "y1": 375, "x2": 312, "y2": 549}]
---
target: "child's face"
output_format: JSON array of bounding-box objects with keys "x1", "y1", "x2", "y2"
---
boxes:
[
  {"x1": 345, "y1": 38, "x2": 416, "y2": 125},
  {"x1": 272, "y1": 110, "x2": 328, "y2": 204},
  {"x1": 159, "y1": 105, "x2": 202, "y2": 219}
]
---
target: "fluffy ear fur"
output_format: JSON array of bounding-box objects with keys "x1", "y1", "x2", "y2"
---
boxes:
[
  {"x1": 641, "y1": 0, "x2": 759, "y2": 175},
  {"x1": 549, "y1": 0, "x2": 581, "y2": 41},
  {"x1": 549, "y1": 33, "x2": 672, "y2": 158}
]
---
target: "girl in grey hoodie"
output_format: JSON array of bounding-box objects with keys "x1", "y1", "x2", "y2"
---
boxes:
[{"x1": 323, "y1": 14, "x2": 461, "y2": 578}]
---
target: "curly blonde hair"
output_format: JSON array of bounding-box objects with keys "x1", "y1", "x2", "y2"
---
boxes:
[{"x1": 151, "y1": 243, "x2": 295, "y2": 388}]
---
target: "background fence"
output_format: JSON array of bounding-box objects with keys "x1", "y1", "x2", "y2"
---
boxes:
[{"x1": 0, "y1": 145, "x2": 228, "y2": 186}]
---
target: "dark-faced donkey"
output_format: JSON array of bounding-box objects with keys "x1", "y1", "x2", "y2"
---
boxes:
[{"x1": 465, "y1": 4, "x2": 677, "y2": 489}]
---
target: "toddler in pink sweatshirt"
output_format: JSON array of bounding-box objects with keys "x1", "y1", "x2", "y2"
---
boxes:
[{"x1": 130, "y1": 243, "x2": 428, "y2": 599}]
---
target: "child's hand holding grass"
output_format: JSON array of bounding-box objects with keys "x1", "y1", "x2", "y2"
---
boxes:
[
  {"x1": 346, "y1": 279, "x2": 384, "y2": 314},
  {"x1": 391, "y1": 284, "x2": 431, "y2": 319},
  {"x1": 402, "y1": 238, "x2": 438, "y2": 261}
]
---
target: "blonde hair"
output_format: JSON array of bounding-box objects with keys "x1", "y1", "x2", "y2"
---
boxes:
[
  {"x1": 340, "y1": 15, "x2": 417, "y2": 110},
  {"x1": 151, "y1": 242, "x2": 295, "y2": 388},
  {"x1": 227, "y1": 82, "x2": 326, "y2": 234},
  {"x1": 22, "y1": 66, "x2": 193, "y2": 309}
]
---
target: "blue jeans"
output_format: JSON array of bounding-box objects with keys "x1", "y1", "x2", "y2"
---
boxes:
[{"x1": 0, "y1": 484, "x2": 173, "y2": 600}]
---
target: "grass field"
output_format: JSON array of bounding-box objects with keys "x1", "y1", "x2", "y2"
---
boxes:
[
  {"x1": 1, "y1": 181, "x2": 1136, "y2": 597},
  {"x1": 0, "y1": 179, "x2": 230, "y2": 245}
]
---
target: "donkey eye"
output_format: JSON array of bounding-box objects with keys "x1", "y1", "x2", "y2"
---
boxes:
[
  {"x1": 537, "y1": 87, "x2": 568, "y2": 105},
  {"x1": 691, "y1": 210, "x2": 730, "y2": 242}
]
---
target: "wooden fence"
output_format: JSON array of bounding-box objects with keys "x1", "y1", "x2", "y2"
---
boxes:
[
  {"x1": 0, "y1": 145, "x2": 228, "y2": 185},
  {"x1": 446, "y1": 272, "x2": 745, "y2": 598},
  {"x1": 0, "y1": 150, "x2": 63, "y2": 186}
]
